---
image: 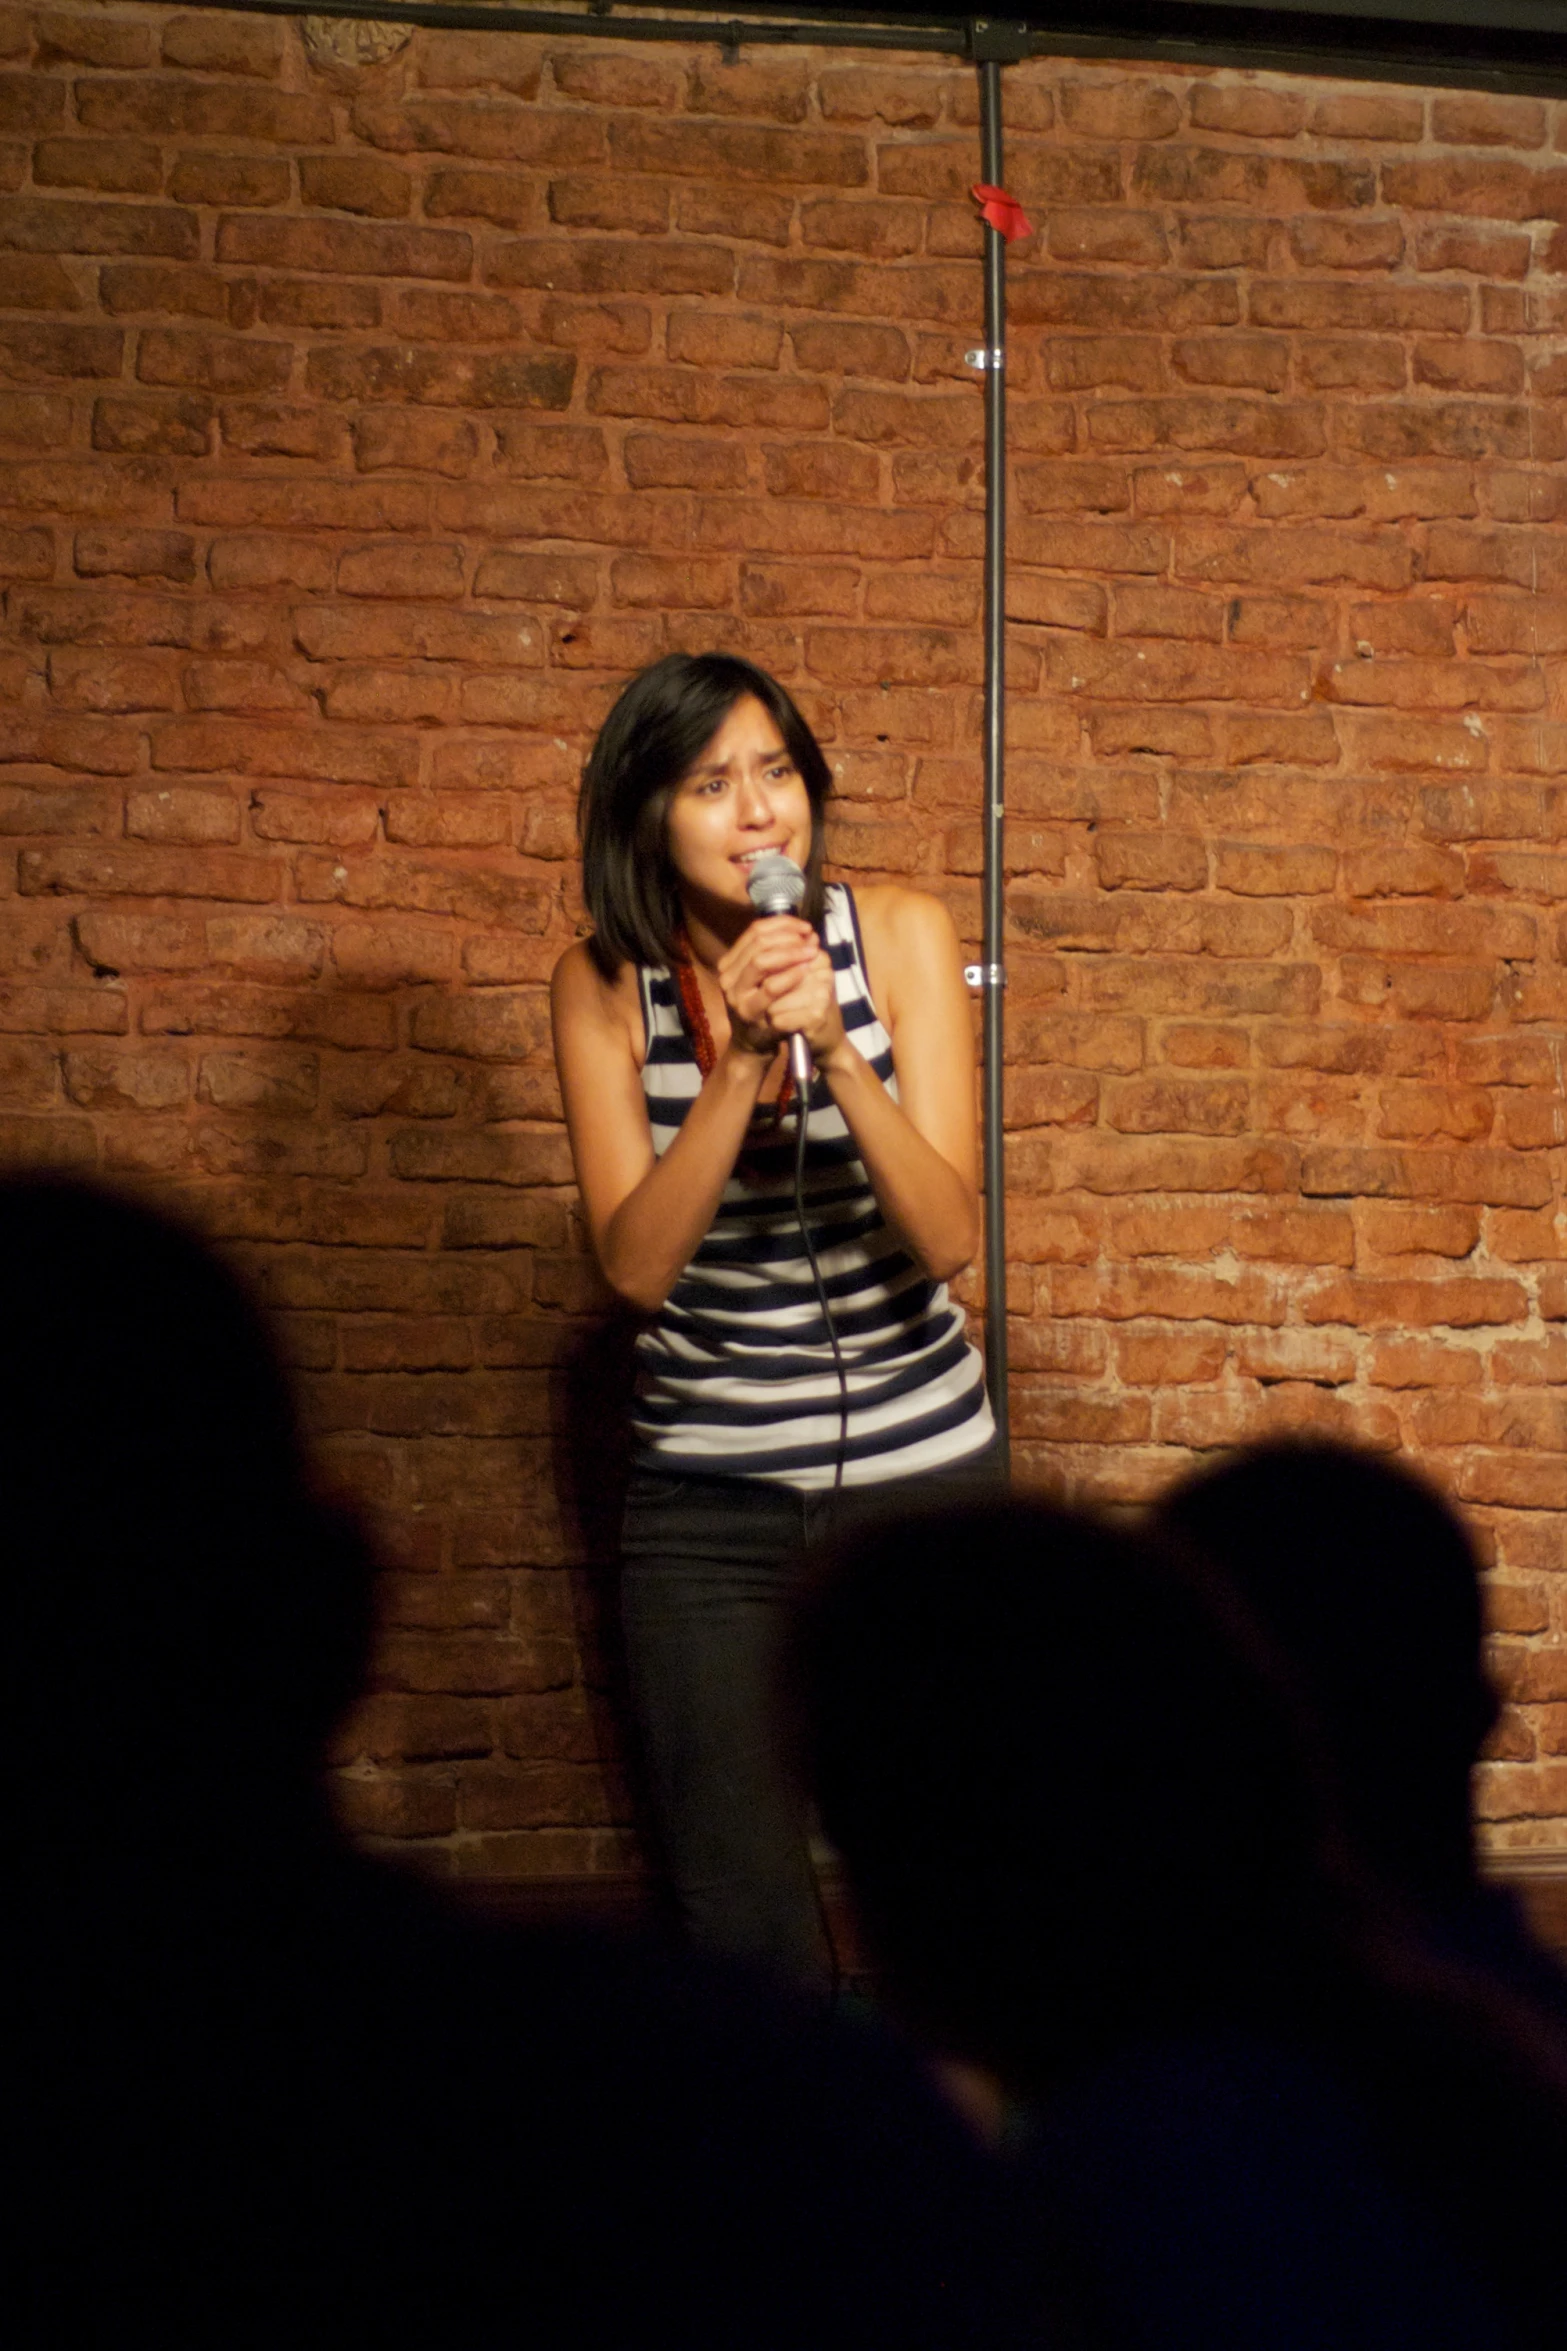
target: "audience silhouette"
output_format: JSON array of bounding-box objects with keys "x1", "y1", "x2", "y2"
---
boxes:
[
  {"x1": 1155, "y1": 1436, "x2": 1567, "y2": 2021},
  {"x1": 794, "y1": 1493, "x2": 1567, "y2": 2350},
  {"x1": 4, "y1": 1176, "x2": 1019, "y2": 2346}
]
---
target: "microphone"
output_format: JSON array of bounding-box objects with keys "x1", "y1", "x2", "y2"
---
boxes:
[{"x1": 745, "y1": 850, "x2": 813, "y2": 1095}]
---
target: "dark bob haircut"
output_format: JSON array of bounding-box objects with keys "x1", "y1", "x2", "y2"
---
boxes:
[{"x1": 578, "y1": 653, "x2": 833, "y2": 977}]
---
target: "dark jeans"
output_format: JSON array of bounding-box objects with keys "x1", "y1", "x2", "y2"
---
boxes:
[{"x1": 620, "y1": 1440, "x2": 1004, "y2": 1990}]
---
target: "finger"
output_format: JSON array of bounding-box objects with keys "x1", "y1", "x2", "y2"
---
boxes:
[{"x1": 720, "y1": 923, "x2": 814, "y2": 974}]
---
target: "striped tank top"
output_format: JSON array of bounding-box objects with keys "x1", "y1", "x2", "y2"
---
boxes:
[{"x1": 632, "y1": 883, "x2": 995, "y2": 1490}]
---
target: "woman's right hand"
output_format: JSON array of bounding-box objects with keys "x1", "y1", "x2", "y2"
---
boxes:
[{"x1": 716, "y1": 915, "x2": 819, "y2": 1057}]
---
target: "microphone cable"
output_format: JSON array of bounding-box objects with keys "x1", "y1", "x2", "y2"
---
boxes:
[{"x1": 792, "y1": 1043, "x2": 849, "y2": 1496}]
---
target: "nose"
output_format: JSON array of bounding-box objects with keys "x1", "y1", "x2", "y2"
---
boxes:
[{"x1": 735, "y1": 770, "x2": 771, "y2": 826}]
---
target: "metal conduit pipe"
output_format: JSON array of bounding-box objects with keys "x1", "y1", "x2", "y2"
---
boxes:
[
  {"x1": 168, "y1": 0, "x2": 1021, "y2": 1448},
  {"x1": 164, "y1": 0, "x2": 973, "y2": 55},
  {"x1": 974, "y1": 37, "x2": 1014, "y2": 1464}
]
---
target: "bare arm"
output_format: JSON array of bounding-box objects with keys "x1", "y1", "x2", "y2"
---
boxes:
[
  {"x1": 550, "y1": 943, "x2": 780, "y2": 1313},
  {"x1": 761, "y1": 888, "x2": 981, "y2": 1283}
]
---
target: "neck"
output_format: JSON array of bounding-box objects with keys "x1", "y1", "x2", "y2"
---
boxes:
[{"x1": 678, "y1": 890, "x2": 752, "y2": 970}]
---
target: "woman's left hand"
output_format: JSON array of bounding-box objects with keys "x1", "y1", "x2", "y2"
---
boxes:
[
  {"x1": 755, "y1": 938, "x2": 848, "y2": 1066},
  {"x1": 716, "y1": 921, "x2": 848, "y2": 1066}
]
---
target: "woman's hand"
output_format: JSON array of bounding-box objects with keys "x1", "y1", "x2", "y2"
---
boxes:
[{"x1": 716, "y1": 915, "x2": 846, "y2": 1063}]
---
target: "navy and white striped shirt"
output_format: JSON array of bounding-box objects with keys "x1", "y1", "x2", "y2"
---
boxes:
[{"x1": 632, "y1": 884, "x2": 995, "y2": 1490}]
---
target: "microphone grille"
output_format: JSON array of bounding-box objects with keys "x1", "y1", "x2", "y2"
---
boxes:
[{"x1": 746, "y1": 851, "x2": 806, "y2": 915}]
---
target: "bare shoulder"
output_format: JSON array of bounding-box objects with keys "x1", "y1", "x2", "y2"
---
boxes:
[
  {"x1": 844, "y1": 881, "x2": 964, "y2": 1034},
  {"x1": 551, "y1": 934, "x2": 602, "y2": 1006},
  {"x1": 849, "y1": 881, "x2": 962, "y2": 969},
  {"x1": 551, "y1": 937, "x2": 641, "y2": 1051}
]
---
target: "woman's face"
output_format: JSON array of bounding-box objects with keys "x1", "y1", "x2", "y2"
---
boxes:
[{"x1": 663, "y1": 694, "x2": 814, "y2": 917}]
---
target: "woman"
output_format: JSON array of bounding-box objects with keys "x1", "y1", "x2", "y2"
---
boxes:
[{"x1": 551, "y1": 653, "x2": 998, "y2": 1984}]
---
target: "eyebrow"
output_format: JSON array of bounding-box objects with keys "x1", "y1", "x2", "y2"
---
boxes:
[{"x1": 685, "y1": 737, "x2": 791, "y2": 782}]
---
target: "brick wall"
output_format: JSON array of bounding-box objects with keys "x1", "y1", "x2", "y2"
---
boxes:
[{"x1": 3, "y1": 7, "x2": 1566, "y2": 1866}]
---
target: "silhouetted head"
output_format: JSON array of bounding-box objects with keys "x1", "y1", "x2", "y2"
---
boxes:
[
  {"x1": 1156, "y1": 1439, "x2": 1496, "y2": 1904},
  {"x1": 793, "y1": 1496, "x2": 1331, "y2": 2098},
  {"x1": 577, "y1": 652, "x2": 833, "y2": 976},
  {"x1": 0, "y1": 1177, "x2": 374, "y2": 1852}
]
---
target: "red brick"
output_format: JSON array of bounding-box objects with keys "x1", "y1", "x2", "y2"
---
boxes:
[
  {"x1": 0, "y1": 69, "x2": 65, "y2": 131},
  {"x1": 1433, "y1": 94, "x2": 1548, "y2": 150},
  {"x1": 32, "y1": 12, "x2": 147, "y2": 66},
  {"x1": 1304, "y1": 1276, "x2": 1525, "y2": 1331},
  {"x1": 0, "y1": 1111, "x2": 96, "y2": 1171},
  {"x1": 79, "y1": 77, "x2": 331, "y2": 144},
  {"x1": 612, "y1": 552, "x2": 731, "y2": 611},
  {"x1": 384, "y1": 793, "x2": 510, "y2": 849},
  {"x1": 1290, "y1": 215, "x2": 1404, "y2": 271},
  {"x1": 0, "y1": 714, "x2": 137, "y2": 773},
  {"x1": 32, "y1": 136, "x2": 162, "y2": 194},
  {"x1": 1234, "y1": 1207, "x2": 1357, "y2": 1266},
  {"x1": 547, "y1": 47, "x2": 678, "y2": 109},
  {"x1": 673, "y1": 180, "x2": 792, "y2": 246},
  {"x1": 0, "y1": 391, "x2": 72, "y2": 449},
  {"x1": 136, "y1": 327, "x2": 291, "y2": 397},
  {"x1": 92, "y1": 392, "x2": 212, "y2": 458},
  {"x1": 337, "y1": 541, "x2": 466, "y2": 601},
  {"x1": 1297, "y1": 339, "x2": 1406, "y2": 394},
  {"x1": 1413, "y1": 339, "x2": 1527, "y2": 395},
  {"x1": 1189, "y1": 77, "x2": 1299, "y2": 132},
  {"x1": 1104, "y1": 1076, "x2": 1247, "y2": 1136},
  {"x1": 21, "y1": 842, "x2": 277, "y2": 903},
  {"x1": 207, "y1": 535, "x2": 332, "y2": 593},
  {"x1": 818, "y1": 66, "x2": 944, "y2": 127},
  {"x1": 1214, "y1": 843, "x2": 1336, "y2": 895},
  {"x1": 296, "y1": 605, "x2": 538, "y2": 666},
  {"x1": 178, "y1": 479, "x2": 431, "y2": 533},
  {"x1": 217, "y1": 213, "x2": 471, "y2": 281},
  {"x1": 48, "y1": 647, "x2": 177, "y2": 712},
  {"x1": 1135, "y1": 144, "x2": 1373, "y2": 213},
  {"x1": 623, "y1": 431, "x2": 746, "y2": 492},
  {"x1": 1324, "y1": 654, "x2": 1540, "y2": 713},
  {"x1": 205, "y1": 916, "x2": 324, "y2": 983},
  {"x1": 296, "y1": 851, "x2": 551, "y2": 934},
  {"x1": 410, "y1": 29, "x2": 542, "y2": 97},
  {"x1": 71, "y1": 527, "x2": 192, "y2": 585},
  {"x1": 330, "y1": 924, "x2": 456, "y2": 990},
  {"x1": 1383, "y1": 158, "x2": 1567, "y2": 221},
  {"x1": 126, "y1": 788, "x2": 240, "y2": 846},
  {"x1": 386, "y1": 280, "x2": 527, "y2": 340},
  {"x1": 258, "y1": 278, "x2": 381, "y2": 332},
  {"x1": 1058, "y1": 77, "x2": 1179, "y2": 139},
  {"x1": 159, "y1": 11, "x2": 280, "y2": 73},
  {"x1": 799, "y1": 197, "x2": 924, "y2": 259},
  {"x1": 0, "y1": 321, "x2": 124, "y2": 379},
  {"x1": 169, "y1": 150, "x2": 290, "y2": 208},
  {"x1": 685, "y1": 56, "x2": 809, "y2": 122},
  {"x1": 1013, "y1": 274, "x2": 1239, "y2": 336},
  {"x1": 250, "y1": 788, "x2": 382, "y2": 845},
  {"x1": 788, "y1": 320, "x2": 909, "y2": 381},
  {"x1": 1177, "y1": 523, "x2": 1413, "y2": 590},
  {"x1": 1177, "y1": 216, "x2": 1275, "y2": 271},
  {"x1": 545, "y1": 171, "x2": 668, "y2": 234},
  {"x1": 153, "y1": 717, "x2": 418, "y2": 788},
  {"x1": 350, "y1": 87, "x2": 600, "y2": 167},
  {"x1": 492, "y1": 422, "x2": 608, "y2": 481}
]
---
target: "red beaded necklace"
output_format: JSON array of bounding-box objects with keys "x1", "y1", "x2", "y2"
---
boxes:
[{"x1": 673, "y1": 936, "x2": 795, "y2": 1146}]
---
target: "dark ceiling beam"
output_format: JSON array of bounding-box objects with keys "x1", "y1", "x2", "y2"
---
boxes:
[{"x1": 163, "y1": 0, "x2": 1567, "y2": 94}]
